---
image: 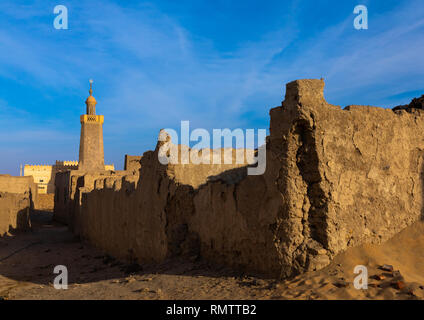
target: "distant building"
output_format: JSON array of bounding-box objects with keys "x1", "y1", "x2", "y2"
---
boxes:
[
  {"x1": 24, "y1": 161, "x2": 114, "y2": 194},
  {"x1": 24, "y1": 80, "x2": 115, "y2": 194},
  {"x1": 78, "y1": 79, "x2": 106, "y2": 171}
]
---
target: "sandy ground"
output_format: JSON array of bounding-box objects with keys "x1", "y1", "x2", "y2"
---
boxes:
[{"x1": 0, "y1": 211, "x2": 423, "y2": 300}]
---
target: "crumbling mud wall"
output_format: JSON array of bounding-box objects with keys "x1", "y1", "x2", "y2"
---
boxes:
[
  {"x1": 124, "y1": 155, "x2": 142, "y2": 175},
  {"x1": 34, "y1": 194, "x2": 55, "y2": 211},
  {"x1": 0, "y1": 175, "x2": 36, "y2": 236},
  {"x1": 54, "y1": 170, "x2": 129, "y2": 225},
  {"x1": 0, "y1": 175, "x2": 38, "y2": 201},
  {"x1": 266, "y1": 79, "x2": 424, "y2": 276},
  {"x1": 56, "y1": 148, "x2": 254, "y2": 264},
  {"x1": 0, "y1": 193, "x2": 32, "y2": 236},
  {"x1": 57, "y1": 79, "x2": 424, "y2": 278}
]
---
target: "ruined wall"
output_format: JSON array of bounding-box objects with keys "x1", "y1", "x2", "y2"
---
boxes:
[
  {"x1": 0, "y1": 193, "x2": 32, "y2": 236},
  {"x1": 23, "y1": 161, "x2": 114, "y2": 195},
  {"x1": 124, "y1": 155, "x2": 142, "y2": 175},
  {"x1": 0, "y1": 175, "x2": 36, "y2": 236},
  {"x1": 269, "y1": 80, "x2": 424, "y2": 275},
  {"x1": 0, "y1": 175, "x2": 38, "y2": 199},
  {"x1": 58, "y1": 79, "x2": 424, "y2": 278},
  {"x1": 54, "y1": 170, "x2": 127, "y2": 225},
  {"x1": 57, "y1": 147, "x2": 253, "y2": 264},
  {"x1": 35, "y1": 194, "x2": 55, "y2": 211}
]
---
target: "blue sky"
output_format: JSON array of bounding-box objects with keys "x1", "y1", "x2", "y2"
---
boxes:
[{"x1": 0, "y1": 0, "x2": 423, "y2": 174}]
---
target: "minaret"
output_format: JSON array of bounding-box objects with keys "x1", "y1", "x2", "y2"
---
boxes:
[{"x1": 78, "y1": 80, "x2": 105, "y2": 171}]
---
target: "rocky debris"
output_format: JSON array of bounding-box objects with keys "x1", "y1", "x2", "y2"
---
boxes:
[
  {"x1": 373, "y1": 274, "x2": 386, "y2": 281},
  {"x1": 139, "y1": 277, "x2": 153, "y2": 282},
  {"x1": 333, "y1": 279, "x2": 349, "y2": 288},
  {"x1": 379, "y1": 264, "x2": 394, "y2": 272},
  {"x1": 369, "y1": 265, "x2": 423, "y2": 297},
  {"x1": 307, "y1": 254, "x2": 331, "y2": 272},
  {"x1": 393, "y1": 94, "x2": 424, "y2": 112},
  {"x1": 403, "y1": 283, "x2": 421, "y2": 296},
  {"x1": 306, "y1": 240, "x2": 329, "y2": 269},
  {"x1": 393, "y1": 280, "x2": 406, "y2": 290},
  {"x1": 392, "y1": 270, "x2": 401, "y2": 277},
  {"x1": 124, "y1": 276, "x2": 136, "y2": 284}
]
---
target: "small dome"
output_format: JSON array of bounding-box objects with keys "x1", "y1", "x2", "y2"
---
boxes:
[
  {"x1": 85, "y1": 95, "x2": 97, "y2": 105},
  {"x1": 85, "y1": 80, "x2": 97, "y2": 115}
]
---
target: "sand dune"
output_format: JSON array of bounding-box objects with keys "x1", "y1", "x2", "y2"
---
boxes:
[{"x1": 277, "y1": 220, "x2": 424, "y2": 300}]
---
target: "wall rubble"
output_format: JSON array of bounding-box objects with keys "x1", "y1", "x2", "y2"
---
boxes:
[{"x1": 0, "y1": 175, "x2": 36, "y2": 236}]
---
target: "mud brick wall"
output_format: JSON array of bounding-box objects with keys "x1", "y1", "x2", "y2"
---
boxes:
[
  {"x1": 0, "y1": 175, "x2": 36, "y2": 236},
  {"x1": 57, "y1": 79, "x2": 424, "y2": 278}
]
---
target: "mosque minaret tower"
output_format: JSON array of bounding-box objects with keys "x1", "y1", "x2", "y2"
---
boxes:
[{"x1": 78, "y1": 80, "x2": 105, "y2": 171}]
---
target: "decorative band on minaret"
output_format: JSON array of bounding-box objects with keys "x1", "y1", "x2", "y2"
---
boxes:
[
  {"x1": 81, "y1": 79, "x2": 104, "y2": 124},
  {"x1": 78, "y1": 79, "x2": 105, "y2": 171}
]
